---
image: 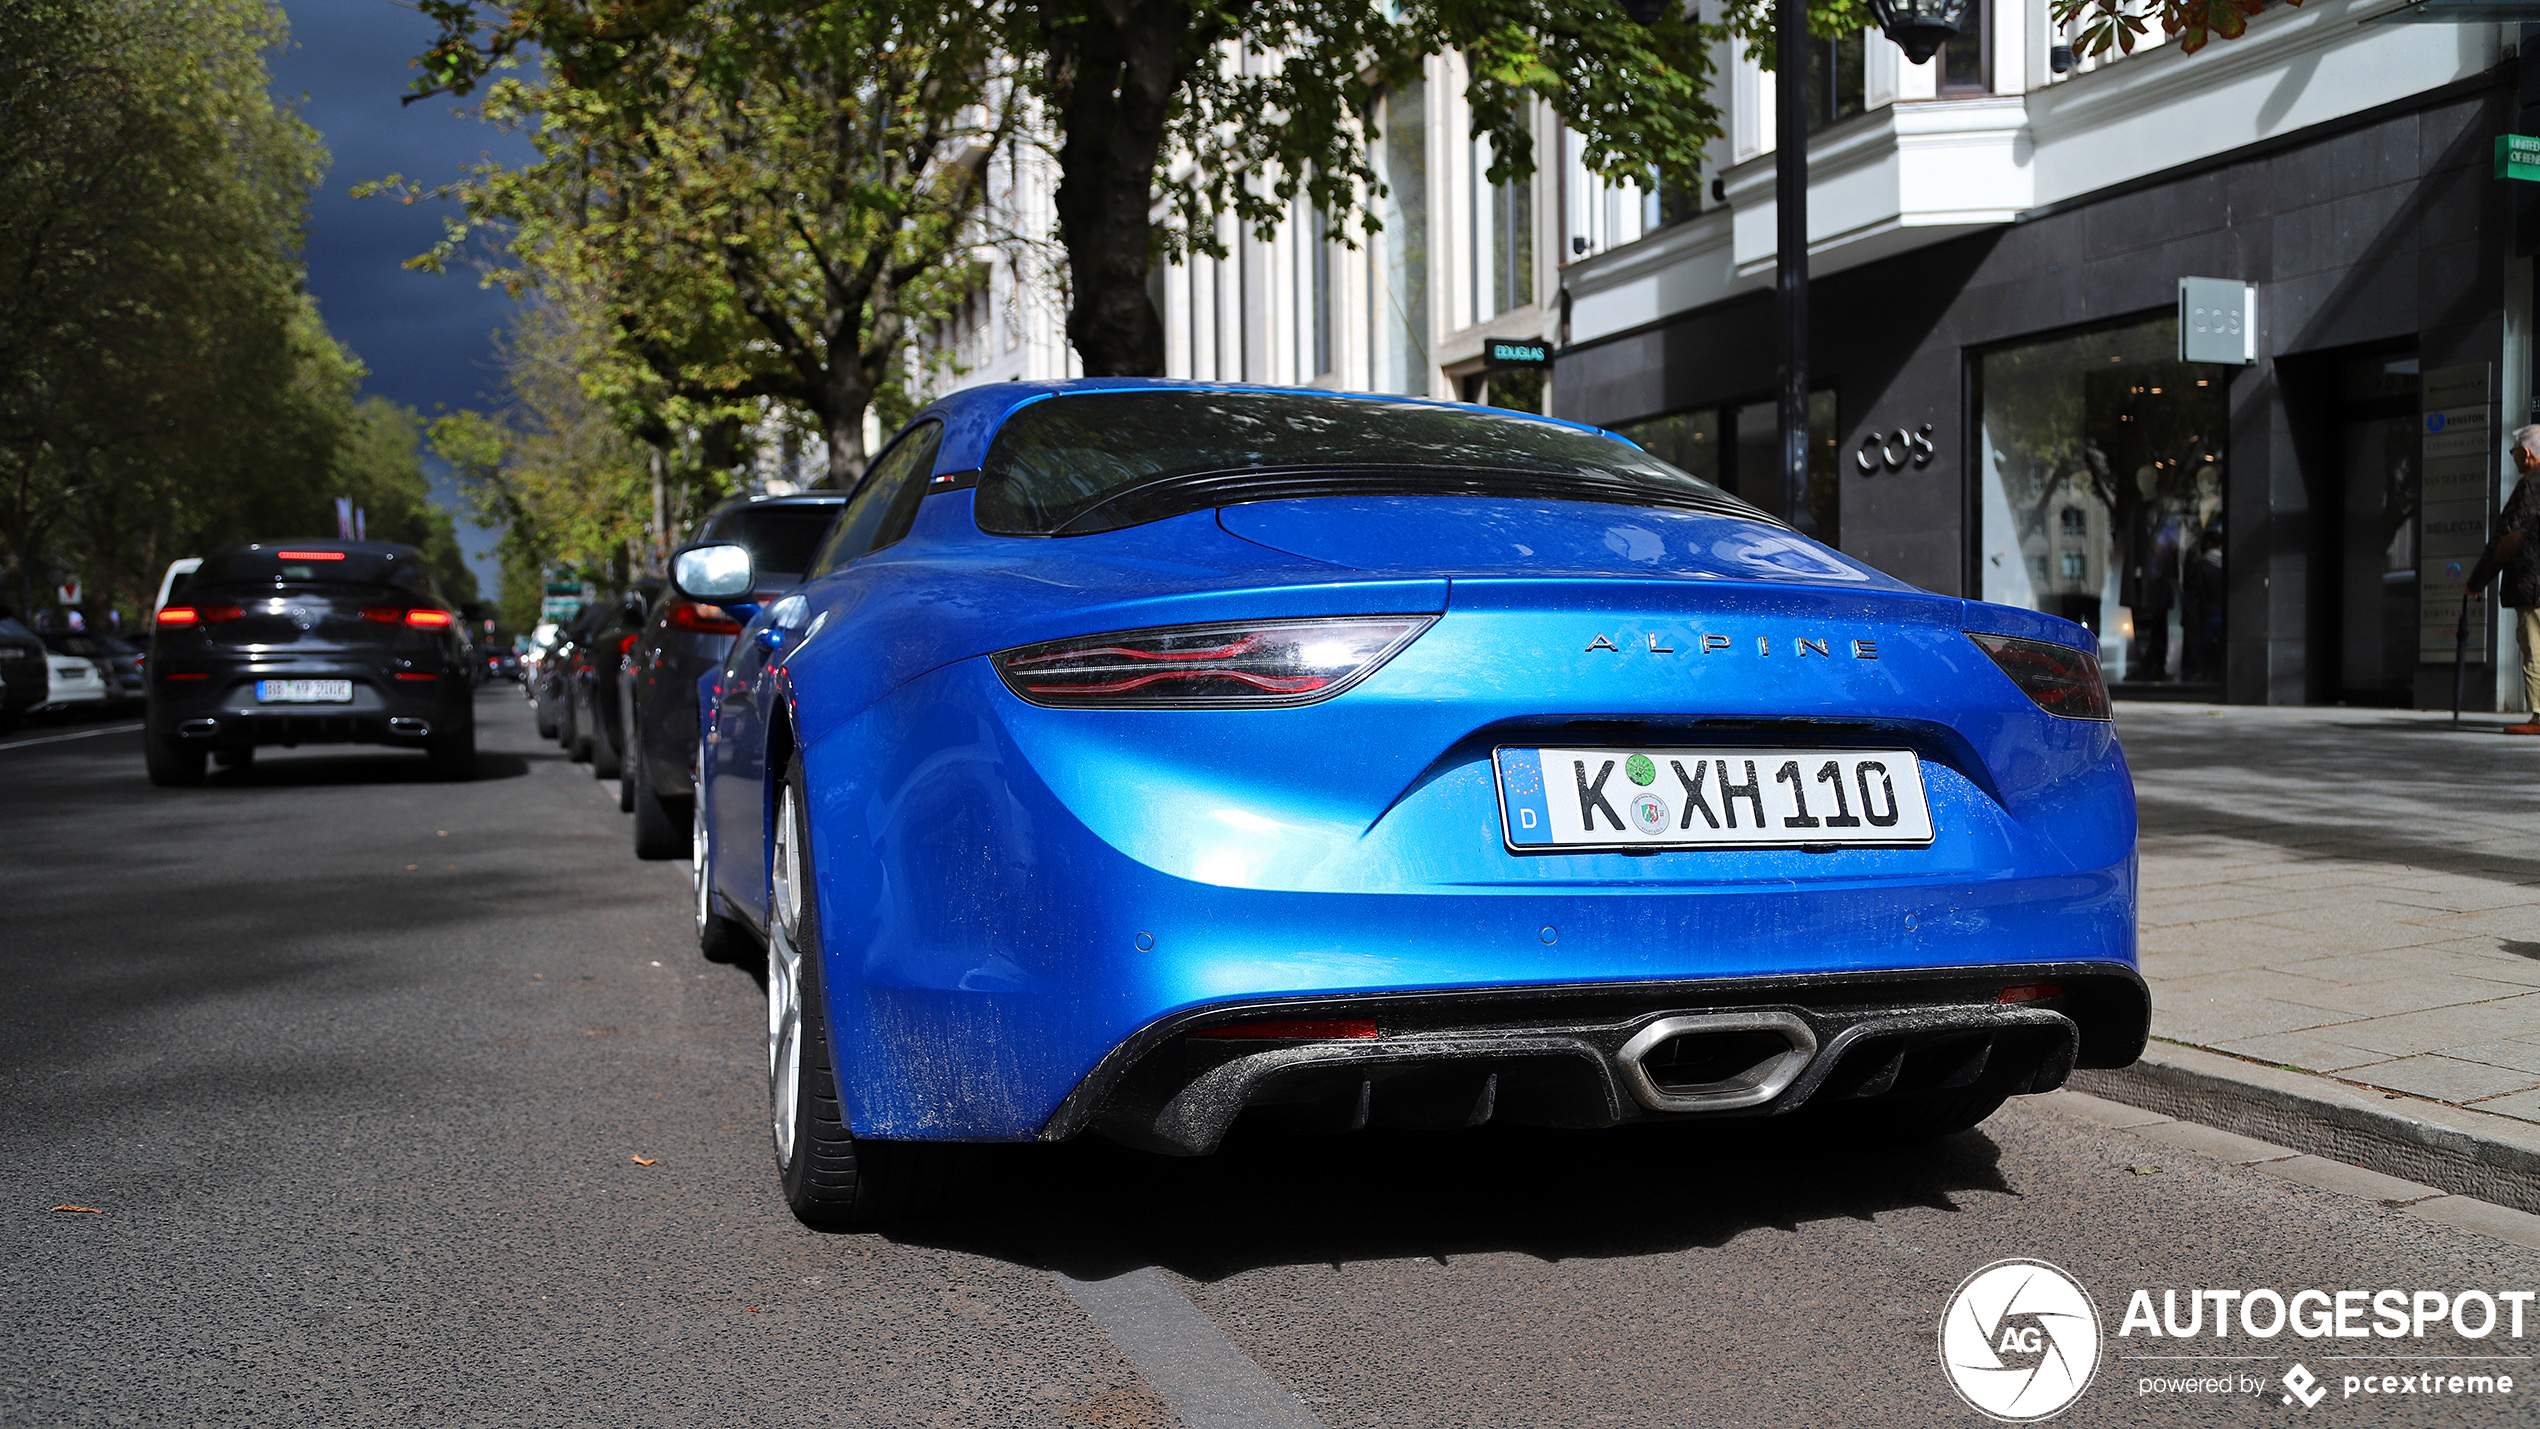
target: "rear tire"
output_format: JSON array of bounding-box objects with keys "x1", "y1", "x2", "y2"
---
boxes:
[
  {"x1": 592, "y1": 705, "x2": 622, "y2": 782},
  {"x1": 693, "y1": 792, "x2": 753, "y2": 964},
  {"x1": 769, "y1": 763, "x2": 948, "y2": 1227},
  {"x1": 632, "y1": 752, "x2": 688, "y2": 860},
  {"x1": 428, "y1": 723, "x2": 478, "y2": 782},
  {"x1": 143, "y1": 723, "x2": 205, "y2": 787}
]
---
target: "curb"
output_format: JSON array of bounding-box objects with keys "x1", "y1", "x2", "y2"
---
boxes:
[{"x1": 2068, "y1": 1043, "x2": 2540, "y2": 1217}]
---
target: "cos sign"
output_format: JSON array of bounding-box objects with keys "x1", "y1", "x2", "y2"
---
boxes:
[{"x1": 1856, "y1": 424, "x2": 1935, "y2": 474}]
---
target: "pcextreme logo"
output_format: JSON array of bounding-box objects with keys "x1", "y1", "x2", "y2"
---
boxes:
[{"x1": 1939, "y1": 1259, "x2": 2104, "y2": 1421}]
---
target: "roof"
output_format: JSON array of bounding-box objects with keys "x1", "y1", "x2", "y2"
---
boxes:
[{"x1": 915, "y1": 378, "x2": 1632, "y2": 474}]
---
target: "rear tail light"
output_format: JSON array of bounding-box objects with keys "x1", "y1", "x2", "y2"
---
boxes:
[
  {"x1": 994, "y1": 616, "x2": 1434, "y2": 708},
  {"x1": 1190, "y1": 1018, "x2": 1380, "y2": 1040},
  {"x1": 274, "y1": 550, "x2": 346, "y2": 560},
  {"x1": 156, "y1": 604, "x2": 243, "y2": 627},
  {"x1": 665, "y1": 599, "x2": 744, "y2": 635},
  {"x1": 1966, "y1": 633, "x2": 2111, "y2": 721},
  {"x1": 365, "y1": 607, "x2": 455, "y2": 628},
  {"x1": 618, "y1": 633, "x2": 639, "y2": 654}
]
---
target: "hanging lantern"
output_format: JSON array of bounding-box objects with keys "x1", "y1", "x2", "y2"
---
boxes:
[{"x1": 1866, "y1": 0, "x2": 1976, "y2": 63}]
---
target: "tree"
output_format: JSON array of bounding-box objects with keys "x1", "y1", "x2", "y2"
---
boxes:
[
  {"x1": 391, "y1": 0, "x2": 1017, "y2": 485},
  {"x1": 411, "y1": 0, "x2": 1797, "y2": 380},
  {"x1": 2054, "y1": 0, "x2": 2291, "y2": 59}
]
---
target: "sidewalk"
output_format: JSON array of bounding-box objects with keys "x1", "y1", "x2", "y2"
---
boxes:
[{"x1": 2069, "y1": 701, "x2": 2540, "y2": 1210}]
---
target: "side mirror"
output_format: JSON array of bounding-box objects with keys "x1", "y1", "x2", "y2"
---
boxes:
[{"x1": 672, "y1": 543, "x2": 755, "y2": 604}]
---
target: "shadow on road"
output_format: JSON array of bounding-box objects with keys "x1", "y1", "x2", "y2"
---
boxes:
[
  {"x1": 879, "y1": 1114, "x2": 2011, "y2": 1284},
  {"x1": 206, "y1": 749, "x2": 541, "y2": 785}
]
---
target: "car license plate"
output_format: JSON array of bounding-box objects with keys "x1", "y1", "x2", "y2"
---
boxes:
[
  {"x1": 1495, "y1": 747, "x2": 1935, "y2": 850},
  {"x1": 255, "y1": 679, "x2": 352, "y2": 704}
]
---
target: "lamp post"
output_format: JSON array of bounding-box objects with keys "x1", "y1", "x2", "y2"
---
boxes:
[{"x1": 1774, "y1": 0, "x2": 1974, "y2": 531}]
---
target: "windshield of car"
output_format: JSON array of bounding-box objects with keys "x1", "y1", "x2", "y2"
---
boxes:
[
  {"x1": 707, "y1": 504, "x2": 841, "y2": 577},
  {"x1": 974, "y1": 390, "x2": 1768, "y2": 536},
  {"x1": 0, "y1": 617, "x2": 35, "y2": 640},
  {"x1": 193, "y1": 546, "x2": 439, "y2": 595}
]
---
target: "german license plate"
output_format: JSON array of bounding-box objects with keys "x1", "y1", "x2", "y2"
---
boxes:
[
  {"x1": 1495, "y1": 747, "x2": 1935, "y2": 851},
  {"x1": 255, "y1": 679, "x2": 352, "y2": 704}
]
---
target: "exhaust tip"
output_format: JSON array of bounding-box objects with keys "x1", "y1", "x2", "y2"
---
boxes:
[
  {"x1": 1616, "y1": 1010, "x2": 1817, "y2": 1113},
  {"x1": 388, "y1": 717, "x2": 431, "y2": 737}
]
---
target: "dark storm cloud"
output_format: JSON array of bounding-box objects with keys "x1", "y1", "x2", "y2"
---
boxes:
[{"x1": 273, "y1": 0, "x2": 536, "y2": 596}]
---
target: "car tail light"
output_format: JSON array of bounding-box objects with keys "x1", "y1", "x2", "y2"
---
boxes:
[
  {"x1": 1998, "y1": 983, "x2": 2062, "y2": 1004},
  {"x1": 405, "y1": 609, "x2": 453, "y2": 629},
  {"x1": 1966, "y1": 633, "x2": 2111, "y2": 721},
  {"x1": 156, "y1": 604, "x2": 243, "y2": 627},
  {"x1": 274, "y1": 550, "x2": 346, "y2": 560},
  {"x1": 1190, "y1": 1018, "x2": 1380, "y2": 1040},
  {"x1": 665, "y1": 599, "x2": 744, "y2": 635},
  {"x1": 994, "y1": 616, "x2": 1433, "y2": 708},
  {"x1": 156, "y1": 607, "x2": 198, "y2": 627},
  {"x1": 618, "y1": 633, "x2": 639, "y2": 654},
  {"x1": 394, "y1": 672, "x2": 439, "y2": 682}
]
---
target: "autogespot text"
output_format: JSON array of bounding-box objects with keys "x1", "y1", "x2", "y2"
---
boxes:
[{"x1": 2120, "y1": 1287, "x2": 2529, "y2": 1403}]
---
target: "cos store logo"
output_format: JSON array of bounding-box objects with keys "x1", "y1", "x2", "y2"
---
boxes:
[{"x1": 1857, "y1": 423, "x2": 1937, "y2": 475}]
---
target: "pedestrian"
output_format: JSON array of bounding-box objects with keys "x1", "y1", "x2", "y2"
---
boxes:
[{"x1": 2468, "y1": 423, "x2": 2540, "y2": 735}]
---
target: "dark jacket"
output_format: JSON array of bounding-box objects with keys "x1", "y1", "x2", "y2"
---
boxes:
[{"x1": 2495, "y1": 474, "x2": 2540, "y2": 610}]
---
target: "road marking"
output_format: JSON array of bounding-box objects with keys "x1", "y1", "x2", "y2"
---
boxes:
[
  {"x1": 0, "y1": 723, "x2": 143, "y2": 752},
  {"x1": 1053, "y1": 1267, "x2": 1326, "y2": 1429}
]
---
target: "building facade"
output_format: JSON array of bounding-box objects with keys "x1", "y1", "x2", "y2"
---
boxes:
[{"x1": 930, "y1": 4, "x2": 2532, "y2": 708}]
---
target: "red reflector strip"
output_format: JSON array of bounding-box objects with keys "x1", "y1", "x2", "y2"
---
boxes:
[
  {"x1": 1189, "y1": 1018, "x2": 1380, "y2": 1040},
  {"x1": 394, "y1": 672, "x2": 438, "y2": 682},
  {"x1": 1998, "y1": 983, "x2": 2062, "y2": 1004},
  {"x1": 162, "y1": 672, "x2": 208, "y2": 681},
  {"x1": 156, "y1": 607, "x2": 198, "y2": 626},
  {"x1": 362, "y1": 607, "x2": 401, "y2": 623},
  {"x1": 274, "y1": 550, "x2": 345, "y2": 560},
  {"x1": 202, "y1": 605, "x2": 244, "y2": 624}
]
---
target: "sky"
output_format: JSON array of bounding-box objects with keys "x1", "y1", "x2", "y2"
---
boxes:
[{"x1": 270, "y1": 0, "x2": 532, "y2": 598}]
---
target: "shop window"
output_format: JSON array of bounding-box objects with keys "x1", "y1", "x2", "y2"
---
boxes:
[
  {"x1": 1472, "y1": 140, "x2": 1534, "y2": 321},
  {"x1": 1369, "y1": 79, "x2": 1430, "y2": 395},
  {"x1": 1616, "y1": 393, "x2": 1837, "y2": 546},
  {"x1": 1461, "y1": 368, "x2": 1546, "y2": 415},
  {"x1": 1975, "y1": 314, "x2": 2228, "y2": 687}
]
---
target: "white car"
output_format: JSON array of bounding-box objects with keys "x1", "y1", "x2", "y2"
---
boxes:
[{"x1": 38, "y1": 651, "x2": 110, "y2": 712}]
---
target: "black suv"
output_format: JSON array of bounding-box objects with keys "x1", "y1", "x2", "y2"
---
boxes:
[
  {"x1": 619, "y1": 492, "x2": 844, "y2": 857},
  {"x1": 0, "y1": 614, "x2": 44, "y2": 734},
  {"x1": 145, "y1": 541, "x2": 476, "y2": 784}
]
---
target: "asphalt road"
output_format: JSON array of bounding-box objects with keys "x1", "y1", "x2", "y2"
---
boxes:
[{"x1": 6, "y1": 691, "x2": 2539, "y2": 1427}]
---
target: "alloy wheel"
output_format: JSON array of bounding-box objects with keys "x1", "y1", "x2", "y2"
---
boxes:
[
  {"x1": 691, "y1": 794, "x2": 712, "y2": 941},
  {"x1": 767, "y1": 785, "x2": 806, "y2": 1166}
]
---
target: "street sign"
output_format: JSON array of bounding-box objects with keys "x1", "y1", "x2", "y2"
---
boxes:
[
  {"x1": 1482, "y1": 337, "x2": 1552, "y2": 370},
  {"x1": 55, "y1": 579, "x2": 78, "y2": 605},
  {"x1": 2418, "y1": 363, "x2": 2492, "y2": 663},
  {"x1": 2499, "y1": 135, "x2": 2540, "y2": 182},
  {"x1": 2176, "y1": 278, "x2": 2253, "y2": 364}
]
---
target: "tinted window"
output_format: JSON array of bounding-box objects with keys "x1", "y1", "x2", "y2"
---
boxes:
[
  {"x1": 0, "y1": 617, "x2": 38, "y2": 640},
  {"x1": 809, "y1": 421, "x2": 946, "y2": 575},
  {"x1": 705, "y1": 503, "x2": 843, "y2": 578},
  {"x1": 975, "y1": 391, "x2": 1762, "y2": 536},
  {"x1": 193, "y1": 545, "x2": 438, "y2": 594}
]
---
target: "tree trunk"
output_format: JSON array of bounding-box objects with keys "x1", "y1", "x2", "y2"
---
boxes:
[
  {"x1": 822, "y1": 365, "x2": 873, "y2": 490},
  {"x1": 1040, "y1": 0, "x2": 1191, "y2": 378}
]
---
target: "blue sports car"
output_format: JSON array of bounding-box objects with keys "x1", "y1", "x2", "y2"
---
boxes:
[{"x1": 684, "y1": 381, "x2": 2144, "y2": 1226}]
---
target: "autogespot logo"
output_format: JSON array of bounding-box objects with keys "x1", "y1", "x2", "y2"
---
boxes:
[{"x1": 1940, "y1": 1259, "x2": 2104, "y2": 1421}]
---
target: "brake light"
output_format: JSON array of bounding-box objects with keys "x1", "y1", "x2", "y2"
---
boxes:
[
  {"x1": 1967, "y1": 632, "x2": 2111, "y2": 721},
  {"x1": 1190, "y1": 1019, "x2": 1380, "y2": 1040},
  {"x1": 994, "y1": 617, "x2": 1434, "y2": 708},
  {"x1": 665, "y1": 600, "x2": 744, "y2": 635},
  {"x1": 405, "y1": 609, "x2": 452, "y2": 628},
  {"x1": 156, "y1": 607, "x2": 197, "y2": 627},
  {"x1": 618, "y1": 633, "x2": 639, "y2": 654},
  {"x1": 1999, "y1": 983, "x2": 2063, "y2": 1004},
  {"x1": 274, "y1": 550, "x2": 345, "y2": 560}
]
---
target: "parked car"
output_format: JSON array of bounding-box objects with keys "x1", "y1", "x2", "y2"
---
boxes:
[
  {"x1": 0, "y1": 615, "x2": 48, "y2": 733},
  {"x1": 531, "y1": 609, "x2": 593, "y2": 744},
  {"x1": 44, "y1": 631, "x2": 144, "y2": 705},
  {"x1": 144, "y1": 540, "x2": 476, "y2": 784},
  {"x1": 37, "y1": 648, "x2": 110, "y2": 715},
  {"x1": 483, "y1": 647, "x2": 521, "y2": 682},
  {"x1": 567, "y1": 578, "x2": 660, "y2": 783},
  {"x1": 686, "y1": 380, "x2": 2147, "y2": 1228},
  {"x1": 619, "y1": 492, "x2": 846, "y2": 858}
]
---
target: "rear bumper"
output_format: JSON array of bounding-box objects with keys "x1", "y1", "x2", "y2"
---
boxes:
[
  {"x1": 152, "y1": 672, "x2": 468, "y2": 746},
  {"x1": 1050, "y1": 962, "x2": 2145, "y2": 1154}
]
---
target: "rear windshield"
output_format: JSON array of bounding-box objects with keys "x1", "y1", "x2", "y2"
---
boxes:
[
  {"x1": 193, "y1": 546, "x2": 438, "y2": 595},
  {"x1": 975, "y1": 390, "x2": 1766, "y2": 536},
  {"x1": 707, "y1": 504, "x2": 841, "y2": 577}
]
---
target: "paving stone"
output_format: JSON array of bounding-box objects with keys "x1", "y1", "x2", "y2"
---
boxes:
[
  {"x1": 2150, "y1": 998, "x2": 2354, "y2": 1044},
  {"x1": 2402, "y1": 1195, "x2": 2540, "y2": 1251},
  {"x1": 2459, "y1": 1088, "x2": 2540, "y2": 1125},
  {"x1": 2209, "y1": 1030, "x2": 2395, "y2": 1074},
  {"x1": 2254, "y1": 1155, "x2": 2444, "y2": 1204},
  {"x1": 2448, "y1": 1038, "x2": 2540, "y2": 1075},
  {"x1": 2263, "y1": 974, "x2": 2535, "y2": 1019},
  {"x1": 2130, "y1": 1118, "x2": 2302, "y2": 1165},
  {"x1": 2343, "y1": 1054, "x2": 2540, "y2": 1105}
]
